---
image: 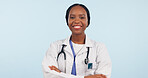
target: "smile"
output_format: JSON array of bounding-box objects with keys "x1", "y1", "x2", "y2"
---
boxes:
[{"x1": 73, "y1": 25, "x2": 82, "y2": 29}]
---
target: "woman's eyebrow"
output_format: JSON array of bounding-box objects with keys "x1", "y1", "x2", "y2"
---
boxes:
[
  {"x1": 70, "y1": 14, "x2": 75, "y2": 16},
  {"x1": 79, "y1": 14, "x2": 85, "y2": 16},
  {"x1": 69, "y1": 14, "x2": 85, "y2": 17}
]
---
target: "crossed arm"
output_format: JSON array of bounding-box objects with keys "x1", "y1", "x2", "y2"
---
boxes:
[
  {"x1": 48, "y1": 65, "x2": 107, "y2": 78},
  {"x1": 44, "y1": 43, "x2": 111, "y2": 78}
]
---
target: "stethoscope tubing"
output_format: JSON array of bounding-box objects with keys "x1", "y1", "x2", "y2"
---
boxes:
[
  {"x1": 57, "y1": 44, "x2": 66, "y2": 61},
  {"x1": 57, "y1": 42, "x2": 90, "y2": 65}
]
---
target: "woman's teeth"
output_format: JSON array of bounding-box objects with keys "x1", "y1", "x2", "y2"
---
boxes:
[{"x1": 74, "y1": 26, "x2": 81, "y2": 29}]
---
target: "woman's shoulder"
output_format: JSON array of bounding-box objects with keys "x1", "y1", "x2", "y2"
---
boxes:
[
  {"x1": 88, "y1": 38, "x2": 106, "y2": 48},
  {"x1": 51, "y1": 36, "x2": 70, "y2": 45},
  {"x1": 50, "y1": 39, "x2": 65, "y2": 45}
]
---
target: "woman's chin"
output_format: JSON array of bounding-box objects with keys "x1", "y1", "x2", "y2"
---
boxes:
[{"x1": 72, "y1": 32, "x2": 84, "y2": 35}]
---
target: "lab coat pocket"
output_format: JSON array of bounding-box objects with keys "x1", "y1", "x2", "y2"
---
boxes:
[{"x1": 85, "y1": 62, "x2": 97, "y2": 75}]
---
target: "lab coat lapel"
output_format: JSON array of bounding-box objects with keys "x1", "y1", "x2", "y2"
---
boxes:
[
  {"x1": 62, "y1": 36, "x2": 73, "y2": 74},
  {"x1": 77, "y1": 36, "x2": 93, "y2": 55},
  {"x1": 62, "y1": 36, "x2": 73, "y2": 56}
]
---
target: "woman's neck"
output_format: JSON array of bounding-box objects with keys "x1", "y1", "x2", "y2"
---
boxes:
[{"x1": 71, "y1": 33, "x2": 86, "y2": 44}]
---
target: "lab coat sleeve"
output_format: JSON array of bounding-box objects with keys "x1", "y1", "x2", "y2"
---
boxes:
[
  {"x1": 95, "y1": 43, "x2": 112, "y2": 78},
  {"x1": 42, "y1": 42, "x2": 84, "y2": 78}
]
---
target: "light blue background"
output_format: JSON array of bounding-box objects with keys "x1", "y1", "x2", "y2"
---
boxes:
[{"x1": 0, "y1": 0, "x2": 148, "y2": 78}]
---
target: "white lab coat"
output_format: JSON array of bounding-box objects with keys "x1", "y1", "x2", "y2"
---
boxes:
[{"x1": 42, "y1": 36, "x2": 112, "y2": 78}]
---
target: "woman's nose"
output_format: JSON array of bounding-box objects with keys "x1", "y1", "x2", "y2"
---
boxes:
[{"x1": 74, "y1": 18, "x2": 80, "y2": 24}]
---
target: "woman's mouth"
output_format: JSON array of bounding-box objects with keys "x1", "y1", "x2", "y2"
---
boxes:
[{"x1": 73, "y1": 25, "x2": 82, "y2": 29}]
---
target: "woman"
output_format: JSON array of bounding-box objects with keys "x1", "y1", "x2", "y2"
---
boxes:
[{"x1": 42, "y1": 3, "x2": 112, "y2": 78}]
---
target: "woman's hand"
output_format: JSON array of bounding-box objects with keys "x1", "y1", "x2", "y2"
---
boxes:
[
  {"x1": 84, "y1": 74, "x2": 107, "y2": 78},
  {"x1": 48, "y1": 65, "x2": 61, "y2": 73}
]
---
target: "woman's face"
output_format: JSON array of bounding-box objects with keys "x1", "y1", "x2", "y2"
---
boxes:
[{"x1": 68, "y1": 5, "x2": 88, "y2": 35}]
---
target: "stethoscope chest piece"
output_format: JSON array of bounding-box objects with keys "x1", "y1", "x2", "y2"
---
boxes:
[
  {"x1": 84, "y1": 58, "x2": 89, "y2": 65},
  {"x1": 84, "y1": 47, "x2": 90, "y2": 65}
]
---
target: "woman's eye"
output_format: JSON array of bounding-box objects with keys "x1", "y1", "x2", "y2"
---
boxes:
[
  {"x1": 70, "y1": 17, "x2": 75, "y2": 19},
  {"x1": 80, "y1": 17, "x2": 85, "y2": 19}
]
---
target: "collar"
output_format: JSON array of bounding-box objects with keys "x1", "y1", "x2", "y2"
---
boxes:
[{"x1": 62, "y1": 35, "x2": 93, "y2": 48}]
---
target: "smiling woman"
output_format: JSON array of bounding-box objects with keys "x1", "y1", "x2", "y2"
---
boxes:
[
  {"x1": 42, "y1": 3, "x2": 112, "y2": 78},
  {"x1": 68, "y1": 5, "x2": 88, "y2": 37}
]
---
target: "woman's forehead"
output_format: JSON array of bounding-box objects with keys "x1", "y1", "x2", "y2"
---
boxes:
[{"x1": 69, "y1": 6, "x2": 87, "y2": 15}]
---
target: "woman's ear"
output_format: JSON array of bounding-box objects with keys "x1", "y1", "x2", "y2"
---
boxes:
[{"x1": 86, "y1": 20, "x2": 89, "y2": 27}]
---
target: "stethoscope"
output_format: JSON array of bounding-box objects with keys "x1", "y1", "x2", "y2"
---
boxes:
[{"x1": 57, "y1": 40, "x2": 90, "y2": 65}]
